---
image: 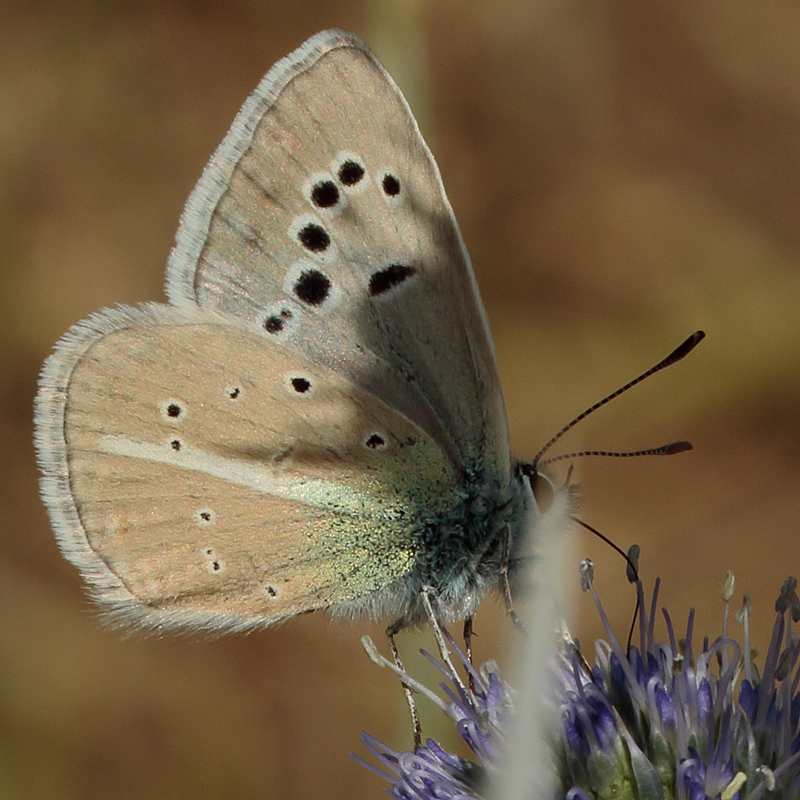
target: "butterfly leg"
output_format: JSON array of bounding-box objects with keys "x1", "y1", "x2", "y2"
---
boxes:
[
  {"x1": 386, "y1": 621, "x2": 422, "y2": 751},
  {"x1": 463, "y1": 616, "x2": 476, "y2": 691},
  {"x1": 463, "y1": 616, "x2": 474, "y2": 665},
  {"x1": 420, "y1": 586, "x2": 472, "y2": 703}
]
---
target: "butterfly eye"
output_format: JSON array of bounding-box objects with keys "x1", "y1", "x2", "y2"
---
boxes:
[{"x1": 529, "y1": 472, "x2": 555, "y2": 513}]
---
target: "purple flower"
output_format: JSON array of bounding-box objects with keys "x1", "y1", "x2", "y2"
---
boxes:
[
  {"x1": 355, "y1": 633, "x2": 508, "y2": 799},
  {"x1": 357, "y1": 569, "x2": 800, "y2": 800}
]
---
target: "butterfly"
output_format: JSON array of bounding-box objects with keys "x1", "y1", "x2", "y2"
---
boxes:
[{"x1": 34, "y1": 29, "x2": 573, "y2": 636}]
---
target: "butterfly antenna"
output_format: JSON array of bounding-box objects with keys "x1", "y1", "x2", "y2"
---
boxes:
[
  {"x1": 529, "y1": 331, "x2": 705, "y2": 470},
  {"x1": 539, "y1": 440, "x2": 692, "y2": 468}
]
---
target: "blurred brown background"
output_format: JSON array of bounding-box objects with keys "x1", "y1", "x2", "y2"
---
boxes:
[{"x1": 2, "y1": 1, "x2": 800, "y2": 797}]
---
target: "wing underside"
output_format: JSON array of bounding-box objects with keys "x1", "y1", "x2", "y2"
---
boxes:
[
  {"x1": 166, "y1": 30, "x2": 511, "y2": 486},
  {"x1": 35, "y1": 304, "x2": 460, "y2": 632}
]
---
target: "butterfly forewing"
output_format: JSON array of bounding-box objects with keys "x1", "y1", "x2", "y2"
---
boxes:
[
  {"x1": 166, "y1": 30, "x2": 511, "y2": 488},
  {"x1": 36, "y1": 305, "x2": 460, "y2": 632}
]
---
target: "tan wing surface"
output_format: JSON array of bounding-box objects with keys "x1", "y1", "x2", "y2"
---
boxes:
[
  {"x1": 35, "y1": 304, "x2": 459, "y2": 633},
  {"x1": 166, "y1": 30, "x2": 511, "y2": 487}
]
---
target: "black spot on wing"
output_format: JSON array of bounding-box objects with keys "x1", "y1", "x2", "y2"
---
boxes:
[
  {"x1": 382, "y1": 173, "x2": 401, "y2": 196},
  {"x1": 264, "y1": 316, "x2": 284, "y2": 333},
  {"x1": 311, "y1": 180, "x2": 340, "y2": 208},
  {"x1": 369, "y1": 264, "x2": 417, "y2": 296},
  {"x1": 297, "y1": 223, "x2": 330, "y2": 253},
  {"x1": 364, "y1": 433, "x2": 386, "y2": 450},
  {"x1": 290, "y1": 377, "x2": 311, "y2": 394},
  {"x1": 264, "y1": 308, "x2": 292, "y2": 334},
  {"x1": 338, "y1": 160, "x2": 365, "y2": 186},
  {"x1": 294, "y1": 270, "x2": 331, "y2": 306}
]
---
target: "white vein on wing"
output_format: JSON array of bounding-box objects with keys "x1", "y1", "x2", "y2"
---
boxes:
[{"x1": 97, "y1": 434, "x2": 391, "y2": 519}]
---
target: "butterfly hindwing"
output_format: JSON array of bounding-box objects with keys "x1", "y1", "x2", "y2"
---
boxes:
[{"x1": 35, "y1": 304, "x2": 460, "y2": 632}]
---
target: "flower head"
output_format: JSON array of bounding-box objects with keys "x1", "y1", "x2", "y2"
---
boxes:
[
  {"x1": 356, "y1": 627, "x2": 509, "y2": 798},
  {"x1": 357, "y1": 570, "x2": 800, "y2": 800}
]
